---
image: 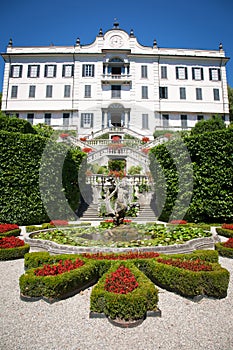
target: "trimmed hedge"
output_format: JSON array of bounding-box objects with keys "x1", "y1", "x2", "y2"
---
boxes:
[
  {"x1": 0, "y1": 114, "x2": 36, "y2": 134},
  {"x1": 0, "y1": 130, "x2": 85, "y2": 225},
  {"x1": 90, "y1": 261, "x2": 158, "y2": 321},
  {"x1": 135, "y1": 259, "x2": 229, "y2": 299},
  {"x1": 19, "y1": 258, "x2": 98, "y2": 301},
  {"x1": 0, "y1": 228, "x2": 21, "y2": 237},
  {"x1": 216, "y1": 228, "x2": 233, "y2": 238},
  {"x1": 150, "y1": 129, "x2": 233, "y2": 223},
  {"x1": 0, "y1": 244, "x2": 30, "y2": 260},
  {"x1": 215, "y1": 243, "x2": 233, "y2": 258}
]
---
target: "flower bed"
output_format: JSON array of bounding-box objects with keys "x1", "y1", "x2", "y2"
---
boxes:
[
  {"x1": 136, "y1": 258, "x2": 229, "y2": 298},
  {"x1": 0, "y1": 236, "x2": 30, "y2": 260},
  {"x1": 34, "y1": 258, "x2": 85, "y2": 276},
  {"x1": 19, "y1": 257, "x2": 98, "y2": 302},
  {"x1": 90, "y1": 261, "x2": 158, "y2": 321},
  {"x1": 222, "y1": 224, "x2": 233, "y2": 230},
  {"x1": 0, "y1": 223, "x2": 21, "y2": 237},
  {"x1": 215, "y1": 238, "x2": 233, "y2": 258},
  {"x1": 156, "y1": 258, "x2": 212, "y2": 272},
  {"x1": 216, "y1": 226, "x2": 233, "y2": 238},
  {"x1": 82, "y1": 251, "x2": 160, "y2": 260},
  {"x1": 104, "y1": 265, "x2": 139, "y2": 294},
  {"x1": 50, "y1": 220, "x2": 69, "y2": 227},
  {"x1": 169, "y1": 220, "x2": 187, "y2": 225}
]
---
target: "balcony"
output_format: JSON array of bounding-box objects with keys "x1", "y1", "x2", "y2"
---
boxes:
[{"x1": 101, "y1": 74, "x2": 131, "y2": 85}]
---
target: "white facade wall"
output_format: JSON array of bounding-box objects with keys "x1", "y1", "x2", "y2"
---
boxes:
[{"x1": 1, "y1": 26, "x2": 229, "y2": 137}]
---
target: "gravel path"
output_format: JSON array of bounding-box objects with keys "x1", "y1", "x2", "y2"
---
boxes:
[{"x1": 1, "y1": 256, "x2": 233, "y2": 350}]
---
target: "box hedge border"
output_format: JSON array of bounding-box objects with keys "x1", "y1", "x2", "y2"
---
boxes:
[
  {"x1": 216, "y1": 228, "x2": 233, "y2": 238},
  {"x1": 19, "y1": 258, "x2": 100, "y2": 302},
  {"x1": 0, "y1": 228, "x2": 21, "y2": 237},
  {"x1": 215, "y1": 243, "x2": 233, "y2": 259},
  {"x1": 134, "y1": 259, "x2": 229, "y2": 299},
  {"x1": 90, "y1": 261, "x2": 159, "y2": 321},
  {"x1": 0, "y1": 244, "x2": 30, "y2": 260}
]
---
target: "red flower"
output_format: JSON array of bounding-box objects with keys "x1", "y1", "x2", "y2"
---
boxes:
[
  {"x1": 108, "y1": 170, "x2": 126, "y2": 178},
  {"x1": 223, "y1": 238, "x2": 233, "y2": 249},
  {"x1": 157, "y1": 258, "x2": 212, "y2": 272},
  {"x1": 112, "y1": 136, "x2": 121, "y2": 142},
  {"x1": 34, "y1": 258, "x2": 85, "y2": 276},
  {"x1": 50, "y1": 220, "x2": 68, "y2": 226},
  {"x1": 82, "y1": 147, "x2": 92, "y2": 153},
  {"x1": 104, "y1": 266, "x2": 139, "y2": 294},
  {"x1": 169, "y1": 220, "x2": 187, "y2": 225},
  {"x1": 82, "y1": 251, "x2": 159, "y2": 260},
  {"x1": 142, "y1": 148, "x2": 150, "y2": 154},
  {"x1": 60, "y1": 133, "x2": 69, "y2": 138},
  {"x1": 221, "y1": 224, "x2": 233, "y2": 230},
  {"x1": 80, "y1": 137, "x2": 87, "y2": 142},
  {"x1": 0, "y1": 223, "x2": 19, "y2": 233},
  {"x1": 0, "y1": 236, "x2": 24, "y2": 249},
  {"x1": 142, "y1": 137, "x2": 149, "y2": 143}
]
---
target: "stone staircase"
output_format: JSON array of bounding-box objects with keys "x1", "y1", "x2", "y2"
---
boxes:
[
  {"x1": 132, "y1": 203, "x2": 157, "y2": 222},
  {"x1": 78, "y1": 203, "x2": 102, "y2": 221}
]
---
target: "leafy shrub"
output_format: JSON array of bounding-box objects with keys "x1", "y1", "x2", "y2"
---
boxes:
[
  {"x1": 216, "y1": 228, "x2": 233, "y2": 238},
  {"x1": 0, "y1": 130, "x2": 85, "y2": 225},
  {"x1": 136, "y1": 259, "x2": 229, "y2": 298},
  {"x1": 0, "y1": 113, "x2": 36, "y2": 134},
  {"x1": 0, "y1": 235, "x2": 30, "y2": 260},
  {"x1": 90, "y1": 261, "x2": 158, "y2": 321},
  {"x1": 150, "y1": 129, "x2": 233, "y2": 223},
  {"x1": 190, "y1": 115, "x2": 226, "y2": 136},
  {"x1": 19, "y1": 259, "x2": 98, "y2": 301},
  {"x1": 215, "y1": 242, "x2": 233, "y2": 258}
]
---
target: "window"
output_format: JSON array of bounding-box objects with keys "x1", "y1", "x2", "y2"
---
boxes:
[
  {"x1": 213, "y1": 88, "x2": 220, "y2": 101},
  {"x1": 209, "y1": 68, "x2": 221, "y2": 81},
  {"x1": 63, "y1": 113, "x2": 70, "y2": 127},
  {"x1": 142, "y1": 86, "x2": 148, "y2": 99},
  {"x1": 28, "y1": 65, "x2": 40, "y2": 78},
  {"x1": 176, "y1": 67, "x2": 188, "y2": 80},
  {"x1": 181, "y1": 115, "x2": 187, "y2": 129},
  {"x1": 46, "y1": 85, "x2": 53, "y2": 98},
  {"x1": 45, "y1": 113, "x2": 51, "y2": 125},
  {"x1": 162, "y1": 114, "x2": 169, "y2": 128},
  {"x1": 82, "y1": 64, "x2": 95, "y2": 77},
  {"x1": 197, "y1": 115, "x2": 204, "y2": 121},
  {"x1": 11, "y1": 86, "x2": 18, "y2": 98},
  {"x1": 84, "y1": 85, "x2": 91, "y2": 98},
  {"x1": 10, "y1": 65, "x2": 22, "y2": 78},
  {"x1": 142, "y1": 114, "x2": 149, "y2": 129},
  {"x1": 192, "y1": 67, "x2": 204, "y2": 80},
  {"x1": 141, "y1": 65, "x2": 148, "y2": 78},
  {"x1": 180, "y1": 87, "x2": 186, "y2": 100},
  {"x1": 29, "y1": 85, "x2": 36, "y2": 98},
  {"x1": 81, "y1": 113, "x2": 93, "y2": 128},
  {"x1": 159, "y1": 86, "x2": 168, "y2": 99},
  {"x1": 196, "y1": 88, "x2": 202, "y2": 100},
  {"x1": 27, "y1": 113, "x2": 34, "y2": 124},
  {"x1": 44, "y1": 65, "x2": 57, "y2": 78},
  {"x1": 161, "y1": 66, "x2": 167, "y2": 79},
  {"x1": 111, "y1": 85, "x2": 121, "y2": 98},
  {"x1": 62, "y1": 64, "x2": 74, "y2": 77},
  {"x1": 64, "y1": 85, "x2": 71, "y2": 98}
]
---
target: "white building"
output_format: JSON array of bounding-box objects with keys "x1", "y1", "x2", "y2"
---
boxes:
[{"x1": 1, "y1": 21, "x2": 230, "y2": 138}]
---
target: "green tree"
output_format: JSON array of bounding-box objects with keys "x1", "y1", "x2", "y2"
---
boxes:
[
  {"x1": 228, "y1": 85, "x2": 233, "y2": 123},
  {"x1": 0, "y1": 92, "x2": 2, "y2": 110}
]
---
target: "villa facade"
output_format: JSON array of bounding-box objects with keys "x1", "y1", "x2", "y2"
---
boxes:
[{"x1": 1, "y1": 22, "x2": 230, "y2": 138}]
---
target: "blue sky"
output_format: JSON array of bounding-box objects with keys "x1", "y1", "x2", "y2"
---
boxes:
[{"x1": 1, "y1": 0, "x2": 233, "y2": 89}]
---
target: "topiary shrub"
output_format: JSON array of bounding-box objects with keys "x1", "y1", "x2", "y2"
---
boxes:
[
  {"x1": 216, "y1": 228, "x2": 233, "y2": 238},
  {"x1": 215, "y1": 238, "x2": 233, "y2": 258},
  {"x1": 0, "y1": 236, "x2": 30, "y2": 260}
]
